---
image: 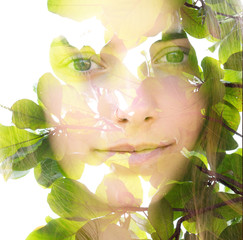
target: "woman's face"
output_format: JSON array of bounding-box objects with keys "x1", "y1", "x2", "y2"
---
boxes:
[{"x1": 49, "y1": 35, "x2": 206, "y2": 206}]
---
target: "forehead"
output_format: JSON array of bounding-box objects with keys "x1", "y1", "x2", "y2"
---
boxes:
[{"x1": 100, "y1": 34, "x2": 191, "y2": 60}]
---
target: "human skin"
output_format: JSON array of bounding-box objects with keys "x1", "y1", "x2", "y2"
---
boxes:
[{"x1": 48, "y1": 35, "x2": 206, "y2": 206}]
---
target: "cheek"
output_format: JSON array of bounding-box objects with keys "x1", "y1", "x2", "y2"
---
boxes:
[{"x1": 154, "y1": 78, "x2": 205, "y2": 143}]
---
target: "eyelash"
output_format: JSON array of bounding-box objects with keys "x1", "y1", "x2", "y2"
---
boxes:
[
  {"x1": 66, "y1": 56, "x2": 105, "y2": 75},
  {"x1": 153, "y1": 47, "x2": 189, "y2": 65}
]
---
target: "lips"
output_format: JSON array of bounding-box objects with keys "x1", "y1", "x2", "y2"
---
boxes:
[
  {"x1": 107, "y1": 141, "x2": 174, "y2": 153},
  {"x1": 95, "y1": 140, "x2": 175, "y2": 165}
]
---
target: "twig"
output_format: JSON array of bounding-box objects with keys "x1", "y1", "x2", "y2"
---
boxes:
[
  {"x1": 204, "y1": 115, "x2": 242, "y2": 137},
  {"x1": 168, "y1": 197, "x2": 242, "y2": 240},
  {"x1": 113, "y1": 206, "x2": 148, "y2": 212},
  {"x1": 184, "y1": 2, "x2": 200, "y2": 10},
  {"x1": 223, "y1": 83, "x2": 243, "y2": 88},
  {"x1": 184, "y1": 2, "x2": 242, "y2": 20},
  {"x1": 173, "y1": 208, "x2": 188, "y2": 212},
  {"x1": 196, "y1": 165, "x2": 243, "y2": 191},
  {"x1": 112, "y1": 206, "x2": 188, "y2": 213},
  {"x1": 0, "y1": 104, "x2": 11, "y2": 111}
]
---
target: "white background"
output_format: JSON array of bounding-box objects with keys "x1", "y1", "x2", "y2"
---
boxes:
[
  {"x1": 0, "y1": 1, "x2": 241, "y2": 240},
  {"x1": 0, "y1": 1, "x2": 106, "y2": 239}
]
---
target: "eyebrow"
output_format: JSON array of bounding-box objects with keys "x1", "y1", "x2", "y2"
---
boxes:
[{"x1": 149, "y1": 37, "x2": 191, "y2": 59}]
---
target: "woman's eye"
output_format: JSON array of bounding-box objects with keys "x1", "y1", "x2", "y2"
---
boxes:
[
  {"x1": 153, "y1": 47, "x2": 189, "y2": 64},
  {"x1": 166, "y1": 50, "x2": 184, "y2": 63},
  {"x1": 73, "y1": 59, "x2": 91, "y2": 71},
  {"x1": 68, "y1": 56, "x2": 105, "y2": 73}
]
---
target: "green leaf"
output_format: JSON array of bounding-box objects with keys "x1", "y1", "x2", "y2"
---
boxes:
[
  {"x1": 188, "y1": 46, "x2": 201, "y2": 78},
  {"x1": 148, "y1": 198, "x2": 174, "y2": 240},
  {"x1": 183, "y1": 221, "x2": 197, "y2": 234},
  {"x1": 181, "y1": 148, "x2": 208, "y2": 168},
  {"x1": 220, "y1": 128, "x2": 238, "y2": 151},
  {"x1": 213, "y1": 102, "x2": 240, "y2": 132},
  {"x1": 181, "y1": 6, "x2": 209, "y2": 38},
  {"x1": 224, "y1": 52, "x2": 243, "y2": 71},
  {"x1": 184, "y1": 231, "x2": 199, "y2": 240},
  {"x1": 26, "y1": 218, "x2": 86, "y2": 240},
  {"x1": 129, "y1": 218, "x2": 148, "y2": 239},
  {"x1": 131, "y1": 213, "x2": 156, "y2": 235},
  {"x1": 11, "y1": 99, "x2": 48, "y2": 130},
  {"x1": 48, "y1": 178, "x2": 111, "y2": 220},
  {"x1": 151, "y1": 232, "x2": 161, "y2": 240},
  {"x1": 12, "y1": 137, "x2": 55, "y2": 171},
  {"x1": 0, "y1": 137, "x2": 44, "y2": 179},
  {"x1": 0, "y1": 124, "x2": 42, "y2": 163},
  {"x1": 164, "y1": 181, "x2": 193, "y2": 219},
  {"x1": 205, "y1": 5, "x2": 221, "y2": 39},
  {"x1": 224, "y1": 86, "x2": 242, "y2": 112},
  {"x1": 37, "y1": 73, "x2": 63, "y2": 118},
  {"x1": 184, "y1": 190, "x2": 229, "y2": 236},
  {"x1": 219, "y1": 25, "x2": 242, "y2": 64},
  {"x1": 34, "y1": 158, "x2": 63, "y2": 188},
  {"x1": 219, "y1": 223, "x2": 242, "y2": 240},
  {"x1": 201, "y1": 57, "x2": 224, "y2": 81},
  {"x1": 219, "y1": 18, "x2": 236, "y2": 39},
  {"x1": 217, "y1": 149, "x2": 242, "y2": 183},
  {"x1": 208, "y1": 0, "x2": 242, "y2": 14},
  {"x1": 223, "y1": 69, "x2": 242, "y2": 83},
  {"x1": 212, "y1": 192, "x2": 241, "y2": 222},
  {"x1": 205, "y1": 0, "x2": 224, "y2": 4},
  {"x1": 76, "y1": 214, "x2": 121, "y2": 240}
]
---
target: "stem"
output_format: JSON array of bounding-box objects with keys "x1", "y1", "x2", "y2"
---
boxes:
[
  {"x1": 112, "y1": 206, "x2": 188, "y2": 213},
  {"x1": 204, "y1": 115, "x2": 242, "y2": 137},
  {"x1": 184, "y1": 2, "x2": 200, "y2": 10},
  {"x1": 223, "y1": 83, "x2": 243, "y2": 88},
  {"x1": 196, "y1": 165, "x2": 243, "y2": 191},
  {"x1": 0, "y1": 104, "x2": 11, "y2": 111},
  {"x1": 168, "y1": 197, "x2": 242, "y2": 240},
  {"x1": 113, "y1": 206, "x2": 148, "y2": 212}
]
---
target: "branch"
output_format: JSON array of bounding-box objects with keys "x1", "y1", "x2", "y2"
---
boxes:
[
  {"x1": 184, "y1": 2, "x2": 242, "y2": 20},
  {"x1": 0, "y1": 104, "x2": 11, "y2": 111},
  {"x1": 223, "y1": 83, "x2": 243, "y2": 88},
  {"x1": 184, "y1": 2, "x2": 200, "y2": 10},
  {"x1": 112, "y1": 206, "x2": 189, "y2": 213},
  {"x1": 168, "y1": 197, "x2": 242, "y2": 240},
  {"x1": 113, "y1": 206, "x2": 148, "y2": 212},
  {"x1": 204, "y1": 115, "x2": 242, "y2": 137},
  {"x1": 196, "y1": 165, "x2": 243, "y2": 192}
]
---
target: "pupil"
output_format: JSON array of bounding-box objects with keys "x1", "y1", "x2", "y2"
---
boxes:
[
  {"x1": 73, "y1": 59, "x2": 91, "y2": 71},
  {"x1": 166, "y1": 51, "x2": 184, "y2": 63}
]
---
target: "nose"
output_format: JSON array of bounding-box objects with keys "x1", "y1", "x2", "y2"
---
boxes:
[
  {"x1": 115, "y1": 106, "x2": 156, "y2": 125},
  {"x1": 114, "y1": 78, "x2": 159, "y2": 126}
]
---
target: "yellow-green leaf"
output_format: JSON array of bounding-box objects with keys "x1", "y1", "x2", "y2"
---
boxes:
[
  {"x1": 148, "y1": 198, "x2": 174, "y2": 240},
  {"x1": 12, "y1": 99, "x2": 47, "y2": 130}
]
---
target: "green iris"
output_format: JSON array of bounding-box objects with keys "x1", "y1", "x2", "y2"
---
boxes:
[
  {"x1": 166, "y1": 50, "x2": 184, "y2": 63},
  {"x1": 73, "y1": 59, "x2": 91, "y2": 71}
]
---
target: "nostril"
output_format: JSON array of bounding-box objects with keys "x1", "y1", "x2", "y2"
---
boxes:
[
  {"x1": 118, "y1": 118, "x2": 129, "y2": 123},
  {"x1": 144, "y1": 116, "x2": 153, "y2": 122}
]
